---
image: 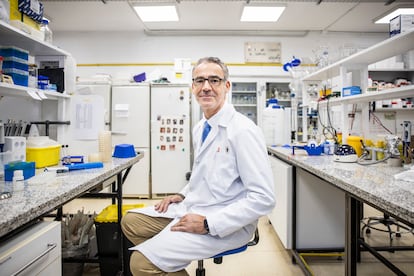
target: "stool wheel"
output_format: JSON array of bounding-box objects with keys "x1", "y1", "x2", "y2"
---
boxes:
[{"x1": 213, "y1": 257, "x2": 223, "y2": 264}]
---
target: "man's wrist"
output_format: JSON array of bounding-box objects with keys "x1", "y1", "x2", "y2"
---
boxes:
[{"x1": 203, "y1": 218, "x2": 210, "y2": 234}]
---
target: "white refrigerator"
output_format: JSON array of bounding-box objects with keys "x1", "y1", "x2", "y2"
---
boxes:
[
  {"x1": 111, "y1": 83, "x2": 150, "y2": 197},
  {"x1": 150, "y1": 84, "x2": 191, "y2": 195}
]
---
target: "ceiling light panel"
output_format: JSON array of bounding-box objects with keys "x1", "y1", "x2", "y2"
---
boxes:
[
  {"x1": 133, "y1": 5, "x2": 179, "y2": 22},
  {"x1": 241, "y1": 6, "x2": 286, "y2": 22}
]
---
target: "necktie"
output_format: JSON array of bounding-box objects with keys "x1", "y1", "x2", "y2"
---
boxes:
[{"x1": 202, "y1": 122, "x2": 211, "y2": 144}]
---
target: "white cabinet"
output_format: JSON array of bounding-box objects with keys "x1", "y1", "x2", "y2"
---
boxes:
[
  {"x1": 0, "y1": 221, "x2": 61, "y2": 276},
  {"x1": 301, "y1": 29, "x2": 414, "y2": 142},
  {"x1": 268, "y1": 156, "x2": 292, "y2": 249}
]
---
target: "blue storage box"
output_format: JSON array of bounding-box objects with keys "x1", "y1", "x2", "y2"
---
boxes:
[
  {"x1": 3, "y1": 56, "x2": 29, "y2": 71},
  {"x1": 3, "y1": 68, "x2": 29, "y2": 86},
  {"x1": 4, "y1": 161, "x2": 35, "y2": 181},
  {"x1": 0, "y1": 46, "x2": 29, "y2": 61},
  {"x1": 342, "y1": 86, "x2": 361, "y2": 97}
]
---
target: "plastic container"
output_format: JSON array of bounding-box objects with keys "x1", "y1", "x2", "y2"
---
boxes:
[
  {"x1": 113, "y1": 144, "x2": 136, "y2": 158},
  {"x1": 4, "y1": 161, "x2": 35, "y2": 181},
  {"x1": 0, "y1": 46, "x2": 29, "y2": 61},
  {"x1": 303, "y1": 144, "x2": 324, "y2": 156},
  {"x1": 0, "y1": 151, "x2": 12, "y2": 174},
  {"x1": 2, "y1": 68, "x2": 28, "y2": 86},
  {"x1": 99, "y1": 131, "x2": 112, "y2": 162},
  {"x1": 0, "y1": 56, "x2": 3, "y2": 74},
  {"x1": 40, "y1": 19, "x2": 53, "y2": 43},
  {"x1": 94, "y1": 204, "x2": 145, "y2": 276},
  {"x1": 2, "y1": 56, "x2": 29, "y2": 71},
  {"x1": 26, "y1": 145, "x2": 61, "y2": 168},
  {"x1": 37, "y1": 75, "x2": 49, "y2": 90},
  {"x1": 346, "y1": 136, "x2": 364, "y2": 157},
  {"x1": 262, "y1": 99, "x2": 287, "y2": 146},
  {"x1": 26, "y1": 137, "x2": 61, "y2": 168}
]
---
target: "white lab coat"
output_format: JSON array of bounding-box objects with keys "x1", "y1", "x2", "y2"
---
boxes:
[{"x1": 129, "y1": 103, "x2": 275, "y2": 272}]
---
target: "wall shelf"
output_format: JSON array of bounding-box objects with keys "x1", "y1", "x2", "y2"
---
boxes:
[
  {"x1": 0, "y1": 82, "x2": 69, "y2": 100},
  {"x1": 0, "y1": 21, "x2": 70, "y2": 56},
  {"x1": 317, "y1": 85, "x2": 414, "y2": 107},
  {"x1": 302, "y1": 29, "x2": 414, "y2": 82}
]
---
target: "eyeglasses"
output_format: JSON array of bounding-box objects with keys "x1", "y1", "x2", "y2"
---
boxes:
[{"x1": 192, "y1": 76, "x2": 225, "y2": 87}]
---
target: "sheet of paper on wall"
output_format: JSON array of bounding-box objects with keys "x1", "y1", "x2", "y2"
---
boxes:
[
  {"x1": 114, "y1": 104, "x2": 130, "y2": 118},
  {"x1": 71, "y1": 95, "x2": 104, "y2": 140}
]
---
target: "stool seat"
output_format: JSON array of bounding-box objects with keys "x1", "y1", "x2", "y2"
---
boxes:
[
  {"x1": 196, "y1": 228, "x2": 259, "y2": 276},
  {"x1": 212, "y1": 244, "x2": 248, "y2": 259}
]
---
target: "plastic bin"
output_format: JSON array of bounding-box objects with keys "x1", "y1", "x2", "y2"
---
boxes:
[
  {"x1": 3, "y1": 56, "x2": 29, "y2": 71},
  {"x1": 0, "y1": 46, "x2": 29, "y2": 61},
  {"x1": 4, "y1": 161, "x2": 35, "y2": 181},
  {"x1": 26, "y1": 145, "x2": 61, "y2": 168},
  {"x1": 95, "y1": 204, "x2": 145, "y2": 276},
  {"x1": 2, "y1": 68, "x2": 28, "y2": 86}
]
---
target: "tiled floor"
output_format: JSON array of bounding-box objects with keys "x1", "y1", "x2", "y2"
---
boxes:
[{"x1": 62, "y1": 198, "x2": 414, "y2": 276}]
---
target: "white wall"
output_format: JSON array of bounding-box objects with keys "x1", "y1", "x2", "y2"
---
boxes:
[{"x1": 53, "y1": 30, "x2": 387, "y2": 82}]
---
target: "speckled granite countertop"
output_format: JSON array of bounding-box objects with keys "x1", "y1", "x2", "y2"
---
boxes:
[
  {"x1": 268, "y1": 146, "x2": 413, "y2": 226},
  {"x1": 0, "y1": 154, "x2": 143, "y2": 239}
]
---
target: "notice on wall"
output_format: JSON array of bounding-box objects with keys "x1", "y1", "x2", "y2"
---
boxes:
[
  {"x1": 244, "y1": 42, "x2": 281, "y2": 63},
  {"x1": 71, "y1": 95, "x2": 104, "y2": 140}
]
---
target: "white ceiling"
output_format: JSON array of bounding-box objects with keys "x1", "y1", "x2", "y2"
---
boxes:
[{"x1": 41, "y1": 0, "x2": 413, "y2": 35}]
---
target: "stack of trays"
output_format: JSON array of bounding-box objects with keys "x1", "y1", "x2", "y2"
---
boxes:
[{"x1": 0, "y1": 46, "x2": 29, "y2": 87}]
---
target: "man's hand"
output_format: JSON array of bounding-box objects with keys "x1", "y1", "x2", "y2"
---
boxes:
[
  {"x1": 170, "y1": 214, "x2": 208, "y2": 235},
  {"x1": 154, "y1": 194, "x2": 184, "y2": 213}
]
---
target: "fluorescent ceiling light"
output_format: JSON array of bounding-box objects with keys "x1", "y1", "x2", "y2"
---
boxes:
[
  {"x1": 375, "y1": 8, "x2": 414, "y2": 24},
  {"x1": 240, "y1": 6, "x2": 285, "y2": 22},
  {"x1": 133, "y1": 5, "x2": 179, "y2": 22}
]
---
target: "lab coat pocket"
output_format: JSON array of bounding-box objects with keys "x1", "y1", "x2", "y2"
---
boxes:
[{"x1": 208, "y1": 148, "x2": 238, "y2": 198}]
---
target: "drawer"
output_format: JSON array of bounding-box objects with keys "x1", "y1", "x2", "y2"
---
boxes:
[{"x1": 0, "y1": 221, "x2": 61, "y2": 276}]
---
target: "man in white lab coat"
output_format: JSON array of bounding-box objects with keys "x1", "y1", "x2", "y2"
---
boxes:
[{"x1": 121, "y1": 57, "x2": 275, "y2": 275}]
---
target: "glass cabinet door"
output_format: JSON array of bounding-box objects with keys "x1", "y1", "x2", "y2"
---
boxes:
[{"x1": 231, "y1": 82, "x2": 257, "y2": 124}]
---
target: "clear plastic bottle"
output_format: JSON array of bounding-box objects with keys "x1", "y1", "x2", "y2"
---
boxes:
[{"x1": 40, "y1": 19, "x2": 53, "y2": 44}]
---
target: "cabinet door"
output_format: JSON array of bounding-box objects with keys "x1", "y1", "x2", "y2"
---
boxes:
[
  {"x1": 268, "y1": 156, "x2": 292, "y2": 249},
  {"x1": 0, "y1": 221, "x2": 61, "y2": 276},
  {"x1": 296, "y1": 168, "x2": 345, "y2": 248}
]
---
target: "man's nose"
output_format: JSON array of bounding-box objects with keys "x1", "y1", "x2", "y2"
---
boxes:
[{"x1": 202, "y1": 79, "x2": 212, "y2": 88}]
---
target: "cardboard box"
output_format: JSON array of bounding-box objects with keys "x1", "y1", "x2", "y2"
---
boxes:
[{"x1": 390, "y1": 14, "x2": 414, "y2": 37}]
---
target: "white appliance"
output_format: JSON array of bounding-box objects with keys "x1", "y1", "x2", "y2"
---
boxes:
[
  {"x1": 70, "y1": 81, "x2": 111, "y2": 156},
  {"x1": 150, "y1": 84, "x2": 191, "y2": 195},
  {"x1": 111, "y1": 83, "x2": 150, "y2": 196}
]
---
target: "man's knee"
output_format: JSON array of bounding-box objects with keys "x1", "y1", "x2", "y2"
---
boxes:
[{"x1": 130, "y1": 250, "x2": 163, "y2": 275}]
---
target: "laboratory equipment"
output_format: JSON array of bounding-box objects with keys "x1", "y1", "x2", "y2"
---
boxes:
[
  {"x1": 333, "y1": 144, "x2": 358, "y2": 163},
  {"x1": 402, "y1": 121, "x2": 412, "y2": 164}
]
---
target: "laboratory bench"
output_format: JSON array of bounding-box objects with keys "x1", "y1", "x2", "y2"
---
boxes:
[
  {"x1": 0, "y1": 153, "x2": 143, "y2": 275},
  {"x1": 267, "y1": 146, "x2": 413, "y2": 276}
]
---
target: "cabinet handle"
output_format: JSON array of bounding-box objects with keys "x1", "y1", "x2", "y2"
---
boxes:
[{"x1": 11, "y1": 243, "x2": 57, "y2": 276}]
